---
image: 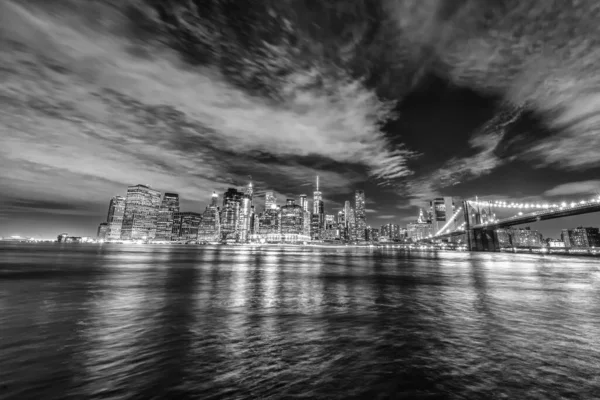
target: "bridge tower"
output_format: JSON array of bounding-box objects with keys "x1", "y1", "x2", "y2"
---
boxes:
[{"x1": 462, "y1": 200, "x2": 500, "y2": 252}]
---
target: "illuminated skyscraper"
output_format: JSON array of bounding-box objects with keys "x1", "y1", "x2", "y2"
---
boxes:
[
  {"x1": 258, "y1": 207, "x2": 280, "y2": 235},
  {"x1": 106, "y1": 195, "x2": 126, "y2": 241},
  {"x1": 406, "y1": 209, "x2": 432, "y2": 241},
  {"x1": 172, "y1": 212, "x2": 202, "y2": 242},
  {"x1": 238, "y1": 182, "x2": 254, "y2": 242},
  {"x1": 221, "y1": 188, "x2": 243, "y2": 241},
  {"x1": 280, "y1": 199, "x2": 304, "y2": 235},
  {"x1": 347, "y1": 208, "x2": 356, "y2": 241},
  {"x1": 299, "y1": 194, "x2": 309, "y2": 212},
  {"x1": 198, "y1": 192, "x2": 221, "y2": 242},
  {"x1": 120, "y1": 185, "x2": 162, "y2": 240},
  {"x1": 265, "y1": 191, "x2": 276, "y2": 210},
  {"x1": 97, "y1": 223, "x2": 109, "y2": 240},
  {"x1": 355, "y1": 190, "x2": 366, "y2": 241},
  {"x1": 155, "y1": 192, "x2": 180, "y2": 241},
  {"x1": 313, "y1": 176, "x2": 322, "y2": 215}
]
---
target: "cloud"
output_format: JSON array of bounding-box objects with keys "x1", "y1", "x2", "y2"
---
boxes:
[
  {"x1": 376, "y1": 215, "x2": 396, "y2": 219},
  {"x1": 365, "y1": 209, "x2": 378, "y2": 213},
  {"x1": 543, "y1": 181, "x2": 600, "y2": 197}
]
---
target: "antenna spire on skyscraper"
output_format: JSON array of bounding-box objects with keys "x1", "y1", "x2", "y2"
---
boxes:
[{"x1": 316, "y1": 175, "x2": 319, "y2": 191}]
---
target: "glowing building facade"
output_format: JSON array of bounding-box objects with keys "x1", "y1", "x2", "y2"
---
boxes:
[
  {"x1": 280, "y1": 199, "x2": 304, "y2": 235},
  {"x1": 198, "y1": 192, "x2": 221, "y2": 242},
  {"x1": 120, "y1": 185, "x2": 162, "y2": 240},
  {"x1": 355, "y1": 190, "x2": 366, "y2": 241},
  {"x1": 97, "y1": 223, "x2": 109, "y2": 240},
  {"x1": 106, "y1": 195, "x2": 126, "y2": 241},
  {"x1": 221, "y1": 188, "x2": 243, "y2": 241},
  {"x1": 265, "y1": 191, "x2": 276, "y2": 210},
  {"x1": 172, "y1": 212, "x2": 202, "y2": 242},
  {"x1": 155, "y1": 192, "x2": 180, "y2": 241},
  {"x1": 406, "y1": 209, "x2": 432, "y2": 241}
]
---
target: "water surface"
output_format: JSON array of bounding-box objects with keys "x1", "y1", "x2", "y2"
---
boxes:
[{"x1": 1, "y1": 243, "x2": 600, "y2": 399}]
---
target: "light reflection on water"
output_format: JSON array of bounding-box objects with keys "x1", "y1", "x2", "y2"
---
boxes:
[{"x1": 1, "y1": 243, "x2": 600, "y2": 399}]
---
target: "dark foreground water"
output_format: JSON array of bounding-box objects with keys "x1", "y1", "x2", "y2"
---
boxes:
[{"x1": 1, "y1": 244, "x2": 600, "y2": 400}]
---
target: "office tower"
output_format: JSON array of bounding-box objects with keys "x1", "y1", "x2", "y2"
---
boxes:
[
  {"x1": 429, "y1": 197, "x2": 455, "y2": 234},
  {"x1": 265, "y1": 191, "x2": 276, "y2": 210},
  {"x1": 355, "y1": 190, "x2": 366, "y2": 241},
  {"x1": 238, "y1": 182, "x2": 254, "y2": 242},
  {"x1": 172, "y1": 212, "x2": 202, "y2": 242},
  {"x1": 299, "y1": 194, "x2": 309, "y2": 212},
  {"x1": 97, "y1": 223, "x2": 109, "y2": 240},
  {"x1": 325, "y1": 214, "x2": 336, "y2": 229},
  {"x1": 120, "y1": 185, "x2": 162, "y2": 240},
  {"x1": 366, "y1": 227, "x2": 379, "y2": 242},
  {"x1": 302, "y1": 210, "x2": 312, "y2": 237},
  {"x1": 280, "y1": 199, "x2": 304, "y2": 235},
  {"x1": 155, "y1": 192, "x2": 180, "y2": 241},
  {"x1": 406, "y1": 209, "x2": 432, "y2": 241},
  {"x1": 508, "y1": 227, "x2": 544, "y2": 248},
  {"x1": 562, "y1": 227, "x2": 600, "y2": 248},
  {"x1": 337, "y1": 210, "x2": 347, "y2": 240},
  {"x1": 347, "y1": 207, "x2": 356, "y2": 241},
  {"x1": 198, "y1": 192, "x2": 221, "y2": 242},
  {"x1": 313, "y1": 176, "x2": 323, "y2": 215},
  {"x1": 310, "y1": 213, "x2": 322, "y2": 240},
  {"x1": 344, "y1": 201, "x2": 351, "y2": 225},
  {"x1": 252, "y1": 210, "x2": 260, "y2": 235},
  {"x1": 106, "y1": 195, "x2": 126, "y2": 240},
  {"x1": 221, "y1": 188, "x2": 243, "y2": 240},
  {"x1": 258, "y1": 207, "x2": 280, "y2": 235}
]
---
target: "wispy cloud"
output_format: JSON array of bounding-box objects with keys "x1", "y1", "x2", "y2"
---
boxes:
[{"x1": 543, "y1": 181, "x2": 600, "y2": 197}]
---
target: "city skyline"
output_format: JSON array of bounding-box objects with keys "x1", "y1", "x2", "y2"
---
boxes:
[{"x1": 2, "y1": 0, "x2": 600, "y2": 239}]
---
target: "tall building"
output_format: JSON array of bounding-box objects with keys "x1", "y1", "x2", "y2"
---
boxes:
[
  {"x1": 355, "y1": 190, "x2": 366, "y2": 241},
  {"x1": 265, "y1": 191, "x2": 276, "y2": 210},
  {"x1": 366, "y1": 227, "x2": 380, "y2": 242},
  {"x1": 106, "y1": 195, "x2": 126, "y2": 241},
  {"x1": 155, "y1": 192, "x2": 180, "y2": 241},
  {"x1": 238, "y1": 182, "x2": 254, "y2": 242},
  {"x1": 198, "y1": 192, "x2": 221, "y2": 242},
  {"x1": 97, "y1": 223, "x2": 109, "y2": 240},
  {"x1": 406, "y1": 209, "x2": 432, "y2": 241},
  {"x1": 258, "y1": 207, "x2": 280, "y2": 235},
  {"x1": 172, "y1": 212, "x2": 202, "y2": 242},
  {"x1": 221, "y1": 188, "x2": 243, "y2": 240},
  {"x1": 120, "y1": 185, "x2": 162, "y2": 240},
  {"x1": 562, "y1": 227, "x2": 600, "y2": 248},
  {"x1": 429, "y1": 197, "x2": 455, "y2": 234},
  {"x1": 313, "y1": 176, "x2": 322, "y2": 215},
  {"x1": 337, "y1": 210, "x2": 347, "y2": 240},
  {"x1": 280, "y1": 199, "x2": 304, "y2": 235},
  {"x1": 310, "y1": 213, "x2": 322, "y2": 240},
  {"x1": 347, "y1": 208, "x2": 356, "y2": 241},
  {"x1": 299, "y1": 194, "x2": 309, "y2": 212}
]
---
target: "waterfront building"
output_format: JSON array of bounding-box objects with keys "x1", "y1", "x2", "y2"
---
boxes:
[
  {"x1": 347, "y1": 208, "x2": 357, "y2": 241},
  {"x1": 380, "y1": 224, "x2": 402, "y2": 241},
  {"x1": 238, "y1": 182, "x2": 254, "y2": 242},
  {"x1": 198, "y1": 192, "x2": 221, "y2": 242},
  {"x1": 406, "y1": 209, "x2": 432, "y2": 241},
  {"x1": 302, "y1": 210, "x2": 312, "y2": 237},
  {"x1": 155, "y1": 193, "x2": 180, "y2": 241},
  {"x1": 496, "y1": 229, "x2": 512, "y2": 248},
  {"x1": 366, "y1": 227, "x2": 380, "y2": 242},
  {"x1": 510, "y1": 227, "x2": 544, "y2": 248},
  {"x1": 221, "y1": 188, "x2": 243, "y2": 241},
  {"x1": 547, "y1": 239, "x2": 566, "y2": 248},
  {"x1": 562, "y1": 227, "x2": 600, "y2": 248},
  {"x1": 106, "y1": 195, "x2": 126, "y2": 240},
  {"x1": 355, "y1": 190, "x2": 367, "y2": 241},
  {"x1": 57, "y1": 233, "x2": 69, "y2": 243},
  {"x1": 172, "y1": 212, "x2": 202, "y2": 242},
  {"x1": 97, "y1": 223, "x2": 109, "y2": 240},
  {"x1": 325, "y1": 214, "x2": 336, "y2": 229},
  {"x1": 265, "y1": 191, "x2": 277, "y2": 210},
  {"x1": 258, "y1": 207, "x2": 280, "y2": 235},
  {"x1": 120, "y1": 184, "x2": 162, "y2": 240},
  {"x1": 280, "y1": 199, "x2": 304, "y2": 235},
  {"x1": 310, "y1": 213, "x2": 322, "y2": 240}
]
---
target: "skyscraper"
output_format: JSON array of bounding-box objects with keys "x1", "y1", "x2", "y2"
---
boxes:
[
  {"x1": 155, "y1": 192, "x2": 180, "y2": 241},
  {"x1": 265, "y1": 191, "x2": 276, "y2": 210},
  {"x1": 221, "y1": 188, "x2": 243, "y2": 240},
  {"x1": 106, "y1": 195, "x2": 125, "y2": 241},
  {"x1": 280, "y1": 199, "x2": 304, "y2": 235},
  {"x1": 120, "y1": 185, "x2": 162, "y2": 240},
  {"x1": 238, "y1": 182, "x2": 254, "y2": 242},
  {"x1": 97, "y1": 222, "x2": 109, "y2": 240},
  {"x1": 172, "y1": 212, "x2": 202, "y2": 242},
  {"x1": 198, "y1": 192, "x2": 221, "y2": 242},
  {"x1": 347, "y1": 208, "x2": 356, "y2": 241},
  {"x1": 407, "y1": 209, "x2": 432, "y2": 241},
  {"x1": 299, "y1": 194, "x2": 309, "y2": 212},
  {"x1": 313, "y1": 176, "x2": 322, "y2": 215},
  {"x1": 355, "y1": 190, "x2": 366, "y2": 241}
]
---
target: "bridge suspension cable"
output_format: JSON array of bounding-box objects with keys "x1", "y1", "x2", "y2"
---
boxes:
[
  {"x1": 435, "y1": 207, "x2": 463, "y2": 236},
  {"x1": 469, "y1": 194, "x2": 600, "y2": 210}
]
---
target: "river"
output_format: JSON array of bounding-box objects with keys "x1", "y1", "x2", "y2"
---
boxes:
[{"x1": 1, "y1": 243, "x2": 599, "y2": 399}]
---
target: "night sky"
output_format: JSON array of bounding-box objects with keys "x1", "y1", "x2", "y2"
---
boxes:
[{"x1": 1, "y1": 0, "x2": 600, "y2": 239}]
